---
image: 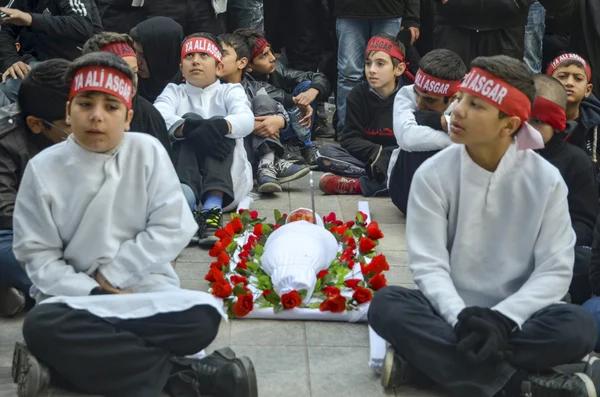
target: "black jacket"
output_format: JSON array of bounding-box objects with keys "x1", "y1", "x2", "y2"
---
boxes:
[
  {"x1": 130, "y1": 94, "x2": 173, "y2": 161},
  {"x1": 434, "y1": 0, "x2": 532, "y2": 30},
  {"x1": 0, "y1": 0, "x2": 102, "y2": 71},
  {"x1": 135, "y1": 17, "x2": 184, "y2": 103},
  {"x1": 96, "y1": 0, "x2": 147, "y2": 34},
  {"x1": 250, "y1": 60, "x2": 331, "y2": 109},
  {"x1": 564, "y1": 95, "x2": 600, "y2": 177},
  {"x1": 589, "y1": 213, "x2": 600, "y2": 295},
  {"x1": 340, "y1": 82, "x2": 398, "y2": 164},
  {"x1": 334, "y1": 0, "x2": 420, "y2": 27},
  {"x1": 0, "y1": 103, "x2": 52, "y2": 229},
  {"x1": 536, "y1": 132, "x2": 598, "y2": 247}
]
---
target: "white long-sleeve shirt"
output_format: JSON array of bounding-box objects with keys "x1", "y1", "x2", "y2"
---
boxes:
[
  {"x1": 406, "y1": 142, "x2": 576, "y2": 328},
  {"x1": 154, "y1": 80, "x2": 254, "y2": 211}
]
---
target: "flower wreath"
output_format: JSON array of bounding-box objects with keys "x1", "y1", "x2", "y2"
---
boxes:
[{"x1": 205, "y1": 210, "x2": 389, "y2": 318}]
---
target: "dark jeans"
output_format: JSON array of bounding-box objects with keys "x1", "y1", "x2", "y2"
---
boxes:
[
  {"x1": 281, "y1": 80, "x2": 318, "y2": 142},
  {"x1": 0, "y1": 230, "x2": 34, "y2": 307},
  {"x1": 583, "y1": 296, "x2": 600, "y2": 351},
  {"x1": 368, "y1": 287, "x2": 597, "y2": 397},
  {"x1": 23, "y1": 303, "x2": 222, "y2": 397},
  {"x1": 148, "y1": 0, "x2": 225, "y2": 37}
]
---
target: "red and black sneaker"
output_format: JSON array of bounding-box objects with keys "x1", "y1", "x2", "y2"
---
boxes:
[{"x1": 319, "y1": 173, "x2": 361, "y2": 195}]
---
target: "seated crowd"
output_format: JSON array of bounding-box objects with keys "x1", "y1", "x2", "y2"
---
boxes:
[{"x1": 1, "y1": 4, "x2": 600, "y2": 397}]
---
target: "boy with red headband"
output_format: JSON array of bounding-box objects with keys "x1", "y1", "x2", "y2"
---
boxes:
[
  {"x1": 547, "y1": 53, "x2": 600, "y2": 184},
  {"x1": 388, "y1": 48, "x2": 465, "y2": 214},
  {"x1": 369, "y1": 55, "x2": 600, "y2": 397},
  {"x1": 317, "y1": 34, "x2": 405, "y2": 196},
  {"x1": 10, "y1": 51, "x2": 257, "y2": 397},
  {"x1": 154, "y1": 32, "x2": 254, "y2": 247},
  {"x1": 531, "y1": 74, "x2": 598, "y2": 305}
]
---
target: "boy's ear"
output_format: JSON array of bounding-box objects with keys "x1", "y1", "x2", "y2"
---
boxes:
[
  {"x1": 395, "y1": 62, "x2": 407, "y2": 77},
  {"x1": 585, "y1": 83, "x2": 593, "y2": 98},
  {"x1": 216, "y1": 62, "x2": 225, "y2": 75},
  {"x1": 25, "y1": 116, "x2": 44, "y2": 134},
  {"x1": 500, "y1": 115, "x2": 522, "y2": 137},
  {"x1": 179, "y1": 63, "x2": 183, "y2": 73},
  {"x1": 124, "y1": 109, "x2": 134, "y2": 132},
  {"x1": 238, "y1": 57, "x2": 249, "y2": 71},
  {"x1": 65, "y1": 101, "x2": 71, "y2": 125}
]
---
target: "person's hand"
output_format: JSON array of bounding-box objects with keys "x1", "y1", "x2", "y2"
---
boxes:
[
  {"x1": 0, "y1": 8, "x2": 32, "y2": 26},
  {"x1": 2, "y1": 61, "x2": 30, "y2": 83},
  {"x1": 400, "y1": 26, "x2": 420, "y2": 45},
  {"x1": 297, "y1": 104, "x2": 313, "y2": 128},
  {"x1": 254, "y1": 115, "x2": 284, "y2": 139},
  {"x1": 95, "y1": 271, "x2": 132, "y2": 294},
  {"x1": 293, "y1": 88, "x2": 319, "y2": 107}
]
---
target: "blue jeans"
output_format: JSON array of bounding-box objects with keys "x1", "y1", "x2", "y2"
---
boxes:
[
  {"x1": 281, "y1": 80, "x2": 317, "y2": 142},
  {"x1": 181, "y1": 183, "x2": 197, "y2": 212},
  {"x1": 523, "y1": 1, "x2": 546, "y2": 73},
  {"x1": 336, "y1": 17, "x2": 402, "y2": 133},
  {"x1": 0, "y1": 229, "x2": 33, "y2": 304},
  {"x1": 583, "y1": 296, "x2": 600, "y2": 351}
]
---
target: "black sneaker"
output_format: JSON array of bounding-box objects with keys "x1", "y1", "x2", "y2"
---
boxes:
[
  {"x1": 274, "y1": 158, "x2": 310, "y2": 183},
  {"x1": 192, "y1": 348, "x2": 258, "y2": 397},
  {"x1": 195, "y1": 207, "x2": 222, "y2": 247},
  {"x1": 521, "y1": 373, "x2": 596, "y2": 396},
  {"x1": 301, "y1": 144, "x2": 319, "y2": 170},
  {"x1": 282, "y1": 143, "x2": 304, "y2": 164},
  {"x1": 0, "y1": 287, "x2": 25, "y2": 317},
  {"x1": 257, "y1": 163, "x2": 282, "y2": 193},
  {"x1": 381, "y1": 347, "x2": 413, "y2": 388},
  {"x1": 584, "y1": 356, "x2": 600, "y2": 388},
  {"x1": 12, "y1": 341, "x2": 51, "y2": 397},
  {"x1": 313, "y1": 120, "x2": 336, "y2": 139}
]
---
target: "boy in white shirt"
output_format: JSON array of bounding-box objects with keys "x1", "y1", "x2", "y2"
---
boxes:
[
  {"x1": 11, "y1": 52, "x2": 257, "y2": 397},
  {"x1": 369, "y1": 55, "x2": 600, "y2": 397},
  {"x1": 154, "y1": 32, "x2": 254, "y2": 247}
]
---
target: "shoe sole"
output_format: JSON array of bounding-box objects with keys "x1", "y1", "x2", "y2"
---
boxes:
[
  {"x1": 257, "y1": 182, "x2": 282, "y2": 193},
  {"x1": 234, "y1": 356, "x2": 258, "y2": 397},
  {"x1": 13, "y1": 342, "x2": 49, "y2": 397},
  {"x1": 198, "y1": 235, "x2": 219, "y2": 247},
  {"x1": 381, "y1": 346, "x2": 395, "y2": 389},
  {"x1": 213, "y1": 347, "x2": 236, "y2": 360},
  {"x1": 1, "y1": 288, "x2": 25, "y2": 317},
  {"x1": 575, "y1": 373, "x2": 597, "y2": 397},
  {"x1": 277, "y1": 166, "x2": 310, "y2": 184}
]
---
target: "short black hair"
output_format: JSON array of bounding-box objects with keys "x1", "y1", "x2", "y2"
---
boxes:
[
  {"x1": 218, "y1": 33, "x2": 251, "y2": 61},
  {"x1": 18, "y1": 59, "x2": 71, "y2": 122},
  {"x1": 233, "y1": 28, "x2": 267, "y2": 54},
  {"x1": 181, "y1": 32, "x2": 223, "y2": 64},
  {"x1": 65, "y1": 52, "x2": 135, "y2": 95},
  {"x1": 83, "y1": 32, "x2": 134, "y2": 54},
  {"x1": 470, "y1": 55, "x2": 536, "y2": 105},
  {"x1": 419, "y1": 49, "x2": 466, "y2": 81},
  {"x1": 534, "y1": 74, "x2": 568, "y2": 111},
  {"x1": 366, "y1": 33, "x2": 405, "y2": 68}
]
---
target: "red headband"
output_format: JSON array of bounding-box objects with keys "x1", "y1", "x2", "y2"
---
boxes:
[
  {"x1": 101, "y1": 43, "x2": 136, "y2": 59},
  {"x1": 547, "y1": 53, "x2": 592, "y2": 80},
  {"x1": 366, "y1": 37, "x2": 405, "y2": 62},
  {"x1": 460, "y1": 67, "x2": 531, "y2": 124},
  {"x1": 69, "y1": 66, "x2": 133, "y2": 109},
  {"x1": 250, "y1": 37, "x2": 270, "y2": 61},
  {"x1": 532, "y1": 96, "x2": 567, "y2": 132},
  {"x1": 181, "y1": 37, "x2": 222, "y2": 63},
  {"x1": 414, "y1": 69, "x2": 462, "y2": 97}
]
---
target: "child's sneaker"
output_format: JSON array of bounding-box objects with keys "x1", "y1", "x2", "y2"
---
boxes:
[
  {"x1": 381, "y1": 347, "x2": 413, "y2": 388},
  {"x1": 520, "y1": 373, "x2": 596, "y2": 396},
  {"x1": 319, "y1": 173, "x2": 361, "y2": 195},
  {"x1": 257, "y1": 164, "x2": 282, "y2": 193},
  {"x1": 195, "y1": 208, "x2": 222, "y2": 247},
  {"x1": 0, "y1": 287, "x2": 25, "y2": 317},
  {"x1": 274, "y1": 158, "x2": 310, "y2": 183},
  {"x1": 301, "y1": 144, "x2": 319, "y2": 169},
  {"x1": 12, "y1": 341, "x2": 51, "y2": 397}
]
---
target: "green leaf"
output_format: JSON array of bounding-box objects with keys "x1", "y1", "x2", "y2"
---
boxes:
[
  {"x1": 356, "y1": 211, "x2": 364, "y2": 224},
  {"x1": 235, "y1": 267, "x2": 251, "y2": 276},
  {"x1": 226, "y1": 241, "x2": 238, "y2": 252},
  {"x1": 254, "y1": 244, "x2": 264, "y2": 255},
  {"x1": 298, "y1": 289, "x2": 308, "y2": 300},
  {"x1": 274, "y1": 209, "x2": 282, "y2": 222},
  {"x1": 322, "y1": 274, "x2": 334, "y2": 286},
  {"x1": 246, "y1": 261, "x2": 259, "y2": 272},
  {"x1": 233, "y1": 284, "x2": 248, "y2": 297},
  {"x1": 265, "y1": 291, "x2": 281, "y2": 305},
  {"x1": 262, "y1": 224, "x2": 272, "y2": 235},
  {"x1": 258, "y1": 275, "x2": 273, "y2": 289},
  {"x1": 315, "y1": 278, "x2": 323, "y2": 292},
  {"x1": 273, "y1": 303, "x2": 284, "y2": 314},
  {"x1": 307, "y1": 302, "x2": 321, "y2": 309}
]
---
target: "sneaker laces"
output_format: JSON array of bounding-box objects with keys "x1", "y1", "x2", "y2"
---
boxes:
[
  {"x1": 333, "y1": 176, "x2": 358, "y2": 193},
  {"x1": 196, "y1": 207, "x2": 222, "y2": 228},
  {"x1": 274, "y1": 158, "x2": 294, "y2": 174}
]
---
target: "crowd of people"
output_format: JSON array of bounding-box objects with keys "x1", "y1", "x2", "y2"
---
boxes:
[{"x1": 0, "y1": 0, "x2": 599, "y2": 396}]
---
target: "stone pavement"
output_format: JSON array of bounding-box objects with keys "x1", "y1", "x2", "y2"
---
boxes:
[{"x1": 0, "y1": 171, "x2": 446, "y2": 397}]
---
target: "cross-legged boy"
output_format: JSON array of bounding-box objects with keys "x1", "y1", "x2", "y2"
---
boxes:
[
  {"x1": 317, "y1": 34, "x2": 403, "y2": 197},
  {"x1": 0, "y1": 59, "x2": 71, "y2": 318},
  {"x1": 234, "y1": 28, "x2": 331, "y2": 168},
  {"x1": 547, "y1": 53, "x2": 600, "y2": 185},
  {"x1": 218, "y1": 33, "x2": 309, "y2": 193},
  {"x1": 154, "y1": 32, "x2": 254, "y2": 247},
  {"x1": 387, "y1": 48, "x2": 465, "y2": 214},
  {"x1": 11, "y1": 52, "x2": 257, "y2": 397},
  {"x1": 531, "y1": 74, "x2": 599, "y2": 305},
  {"x1": 368, "y1": 55, "x2": 600, "y2": 397}
]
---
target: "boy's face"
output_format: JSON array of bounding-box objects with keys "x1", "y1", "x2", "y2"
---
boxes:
[
  {"x1": 133, "y1": 41, "x2": 150, "y2": 78},
  {"x1": 122, "y1": 55, "x2": 139, "y2": 94},
  {"x1": 552, "y1": 65, "x2": 593, "y2": 105},
  {"x1": 217, "y1": 43, "x2": 247, "y2": 81},
  {"x1": 529, "y1": 117, "x2": 555, "y2": 144},
  {"x1": 449, "y1": 92, "x2": 520, "y2": 146},
  {"x1": 66, "y1": 92, "x2": 133, "y2": 153},
  {"x1": 413, "y1": 87, "x2": 455, "y2": 113},
  {"x1": 248, "y1": 46, "x2": 276, "y2": 75},
  {"x1": 26, "y1": 116, "x2": 71, "y2": 144},
  {"x1": 180, "y1": 52, "x2": 221, "y2": 88},
  {"x1": 364, "y1": 51, "x2": 404, "y2": 91}
]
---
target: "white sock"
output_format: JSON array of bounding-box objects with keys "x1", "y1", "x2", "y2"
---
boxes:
[{"x1": 259, "y1": 151, "x2": 275, "y2": 168}]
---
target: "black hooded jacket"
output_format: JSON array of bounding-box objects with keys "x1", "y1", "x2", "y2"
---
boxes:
[
  {"x1": 434, "y1": 0, "x2": 532, "y2": 31},
  {"x1": 130, "y1": 94, "x2": 173, "y2": 161},
  {"x1": 563, "y1": 95, "x2": 600, "y2": 176},
  {"x1": 135, "y1": 17, "x2": 184, "y2": 103}
]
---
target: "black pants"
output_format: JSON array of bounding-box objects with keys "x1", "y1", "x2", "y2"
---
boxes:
[
  {"x1": 23, "y1": 303, "x2": 222, "y2": 397},
  {"x1": 148, "y1": 0, "x2": 225, "y2": 37},
  {"x1": 433, "y1": 24, "x2": 525, "y2": 67},
  {"x1": 368, "y1": 287, "x2": 598, "y2": 397}
]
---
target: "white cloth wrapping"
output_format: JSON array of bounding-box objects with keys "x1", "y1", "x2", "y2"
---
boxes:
[{"x1": 260, "y1": 221, "x2": 338, "y2": 302}]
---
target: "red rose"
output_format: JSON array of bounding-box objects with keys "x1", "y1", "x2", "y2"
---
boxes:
[
  {"x1": 236, "y1": 259, "x2": 248, "y2": 269},
  {"x1": 322, "y1": 286, "x2": 341, "y2": 297},
  {"x1": 239, "y1": 250, "x2": 251, "y2": 260},
  {"x1": 217, "y1": 252, "x2": 230, "y2": 266},
  {"x1": 208, "y1": 241, "x2": 223, "y2": 257},
  {"x1": 344, "y1": 236, "x2": 356, "y2": 249},
  {"x1": 344, "y1": 220, "x2": 355, "y2": 228},
  {"x1": 230, "y1": 217, "x2": 244, "y2": 234},
  {"x1": 369, "y1": 274, "x2": 387, "y2": 291},
  {"x1": 317, "y1": 270, "x2": 329, "y2": 279},
  {"x1": 369, "y1": 254, "x2": 389, "y2": 274},
  {"x1": 345, "y1": 279, "x2": 362, "y2": 290},
  {"x1": 253, "y1": 224, "x2": 263, "y2": 236},
  {"x1": 221, "y1": 236, "x2": 232, "y2": 248},
  {"x1": 274, "y1": 224, "x2": 281, "y2": 230},
  {"x1": 210, "y1": 261, "x2": 223, "y2": 271},
  {"x1": 332, "y1": 225, "x2": 348, "y2": 237},
  {"x1": 262, "y1": 289, "x2": 272, "y2": 297},
  {"x1": 366, "y1": 221, "x2": 384, "y2": 240},
  {"x1": 281, "y1": 290, "x2": 302, "y2": 309},
  {"x1": 340, "y1": 249, "x2": 355, "y2": 265},
  {"x1": 215, "y1": 223, "x2": 235, "y2": 239},
  {"x1": 211, "y1": 279, "x2": 232, "y2": 298},
  {"x1": 353, "y1": 287, "x2": 373, "y2": 304},
  {"x1": 359, "y1": 237, "x2": 376, "y2": 253},
  {"x1": 357, "y1": 211, "x2": 368, "y2": 225},
  {"x1": 361, "y1": 262, "x2": 372, "y2": 276},
  {"x1": 250, "y1": 210, "x2": 259, "y2": 219},
  {"x1": 230, "y1": 275, "x2": 248, "y2": 286},
  {"x1": 233, "y1": 294, "x2": 253, "y2": 317},
  {"x1": 243, "y1": 235, "x2": 259, "y2": 250},
  {"x1": 238, "y1": 209, "x2": 246, "y2": 215},
  {"x1": 282, "y1": 213, "x2": 288, "y2": 218},
  {"x1": 323, "y1": 212, "x2": 337, "y2": 223},
  {"x1": 205, "y1": 267, "x2": 224, "y2": 283},
  {"x1": 319, "y1": 295, "x2": 347, "y2": 313}
]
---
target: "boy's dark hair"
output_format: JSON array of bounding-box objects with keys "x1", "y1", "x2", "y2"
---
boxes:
[
  {"x1": 82, "y1": 32, "x2": 134, "y2": 55},
  {"x1": 181, "y1": 32, "x2": 223, "y2": 64},
  {"x1": 218, "y1": 33, "x2": 251, "y2": 61},
  {"x1": 19, "y1": 59, "x2": 71, "y2": 122},
  {"x1": 555, "y1": 59, "x2": 590, "y2": 82},
  {"x1": 420, "y1": 49, "x2": 466, "y2": 82},
  {"x1": 129, "y1": 27, "x2": 140, "y2": 43},
  {"x1": 534, "y1": 74, "x2": 568, "y2": 111},
  {"x1": 65, "y1": 52, "x2": 135, "y2": 95},
  {"x1": 470, "y1": 55, "x2": 536, "y2": 106},
  {"x1": 366, "y1": 33, "x2": 405, "y2": 68},
  {"x1": 233, "y1": 29, "x2": 267, "y2": 56}
]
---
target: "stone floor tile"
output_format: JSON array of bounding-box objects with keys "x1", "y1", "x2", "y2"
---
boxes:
[
  {"x1": 204, "y1": 320, "x2": 231, "y2": 354},
  {"x1": 229, "y1": 345, "x2": 308, "y2": 375},
  {"x1": 231, "y1": 320, "x2": 306, "y2": 346},
  {"x1": 174, "y1": 260, "x2": 209, "y2": 280},
  {"x1": 305, "y1": 322, "x2": 369, "y2": 347},
  {"x1": 179, "y1": 279, "x2": 209, "y2": 291},
  {"x1": 385, "y1": 251, "x2": 409, "y2": 267},
  {"x1": 289, "y1": 193, "x2": 342, "y2": 211},
  {"x1": 377, "y1": 223, "x2": 407, "y2": 251},
  {"x1": 385, "y1": 267, "x2": 414, "y2": 286},
  {"x1": 370, "y1": 199, "x2": 406, "y2": 224},
  {"x1": 256, "y1": 372, "x2": 311, "y2": 397},
  {"x1": 307, "y1": 346, "x2": 370, "y2": 375},
  {"x1": 176, "y1": 246, "x2": 212, "y2": 263},
  {"x1": 251, "y1": 194, "x2": 291, "y2": 210},
  {"x1": 309, "y1": 372, "x2": 396, "y2": 397},
  {"x1": 395, "y1": 386, "x2": 448, "y2": 397}
]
